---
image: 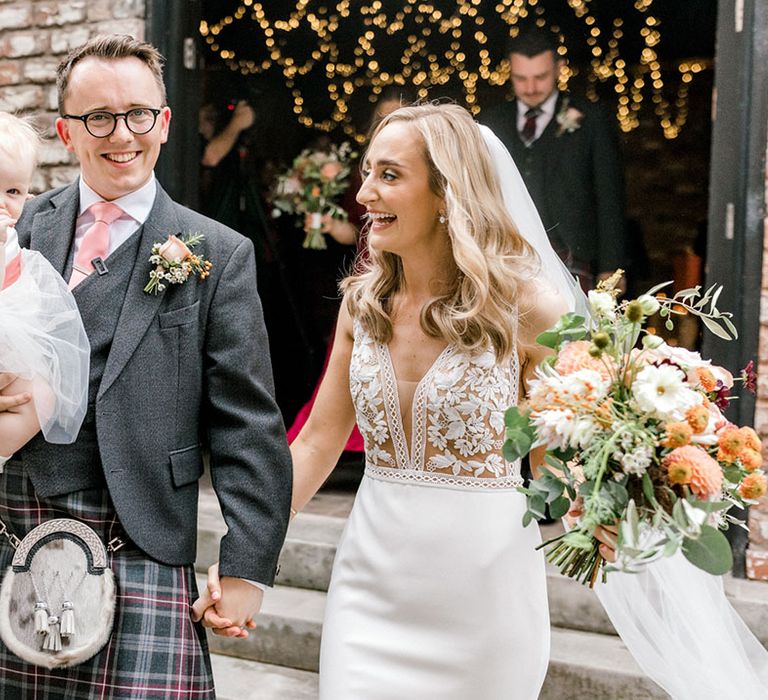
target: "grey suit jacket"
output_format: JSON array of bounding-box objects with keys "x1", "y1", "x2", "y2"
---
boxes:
[{"x1": 15, "y1": 181, "x2": 292, "y2": 584}]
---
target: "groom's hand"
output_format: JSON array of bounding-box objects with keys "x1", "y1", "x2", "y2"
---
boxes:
[
  {"x1": 191, "y1": 562, "x2": 260, "y2": 638},
  {"x1": 0, "y1": 374, "x2": 30, "y2": 412}
]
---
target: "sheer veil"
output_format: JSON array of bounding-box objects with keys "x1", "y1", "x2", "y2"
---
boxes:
[
  {"x1": 477, "y1": 121, "x2": 768, "y2": 698},
  {"x1": 477, "y1": 123, "x2": 589, "y2": 319}
]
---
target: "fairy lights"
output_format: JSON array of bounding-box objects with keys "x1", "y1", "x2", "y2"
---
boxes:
[{"x1": 201, "y1": 0, "x2": 711, "y2": 141}]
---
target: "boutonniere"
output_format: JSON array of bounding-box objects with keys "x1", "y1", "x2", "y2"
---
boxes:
[
  {"x1": 143, "y1": 233, "x2": 212, "y2": 295},
  {"x1": 555, "y1": 98, "x2": 584, "y2": 136}
]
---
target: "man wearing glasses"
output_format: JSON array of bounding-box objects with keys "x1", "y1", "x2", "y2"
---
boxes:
[{"x1": 3, "y1": 34, "x2": 291, "y2": 697}]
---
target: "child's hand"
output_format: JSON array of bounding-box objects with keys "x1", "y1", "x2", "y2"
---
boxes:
[{"x1": 0, "y1": 207, "x2": 15, "y2": 245}]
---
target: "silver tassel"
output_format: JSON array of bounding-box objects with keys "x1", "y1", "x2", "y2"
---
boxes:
[
  {"x1": 60, "y1": 601, "x2": 75, "y2": 638},
  {"x1": 33, "y1": 602, "x2": 49, "y2": 635},
  {"x1": 42, "y1": 616, "x2": 62, "y2": 652}
]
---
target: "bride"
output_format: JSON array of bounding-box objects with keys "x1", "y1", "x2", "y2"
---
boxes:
[
  {"x1": 284, "y1": 102, "x2": 601, "y2": 698},
  {"x1": 197, "y1": 102, "x2": 767, "y2": 698}
]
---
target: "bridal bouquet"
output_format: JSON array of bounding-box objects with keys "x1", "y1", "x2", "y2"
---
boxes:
[
  {"x1": 272, "y1": 141, "x2": 356, "y2": 250},
  {"x1": 505, "y1": 273, "x2": 765, "y2": 586}
]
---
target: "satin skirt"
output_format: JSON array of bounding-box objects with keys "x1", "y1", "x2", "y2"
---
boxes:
[{"x1": 319, "y1": 472, "x2": 550, "y2": 699}]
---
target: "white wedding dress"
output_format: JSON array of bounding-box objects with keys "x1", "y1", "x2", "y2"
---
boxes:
[{"x1": 319, "y1": 321, "x2": 549, "y2": 699}]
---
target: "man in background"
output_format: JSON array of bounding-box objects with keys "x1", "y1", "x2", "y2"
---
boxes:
[{"x1": 483, "y1": 27, "x2": 627, "y2": 290}]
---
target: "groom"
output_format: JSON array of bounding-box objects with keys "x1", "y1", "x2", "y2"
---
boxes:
[{"x1": 2, "y1": 35, "x2": 291, "y2": 696}]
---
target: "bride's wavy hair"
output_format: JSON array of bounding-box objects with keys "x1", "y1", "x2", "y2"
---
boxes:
[{"x1": 342, "y1": 103, "x2": 540, "y2": 360}]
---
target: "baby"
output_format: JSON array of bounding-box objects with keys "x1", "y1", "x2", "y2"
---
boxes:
[{"x1": 0, "y1": 112, "x2": 89, "y2": 468}]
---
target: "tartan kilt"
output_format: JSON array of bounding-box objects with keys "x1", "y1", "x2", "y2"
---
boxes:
[{"x1": 0, "y1": 460, "x2": 215, "y2": 699}]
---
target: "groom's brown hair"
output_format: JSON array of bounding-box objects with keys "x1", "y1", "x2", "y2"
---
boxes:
[{"x1": 56, "y1": 34, "x2": 167, "y2": 114}]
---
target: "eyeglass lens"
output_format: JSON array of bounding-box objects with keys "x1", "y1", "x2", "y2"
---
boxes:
[{"x1": 85, "y1": 109, "x2": 157, "y2": 137}]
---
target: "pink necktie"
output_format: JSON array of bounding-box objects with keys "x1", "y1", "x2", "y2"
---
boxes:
[{"x1": 69, "y1": 201, "x2": 123, "y2": 289}]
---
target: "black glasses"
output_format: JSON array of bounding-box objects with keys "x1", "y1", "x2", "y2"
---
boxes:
[{"x1": 62, "y1": 108, "x2": 163, "y2": 138}]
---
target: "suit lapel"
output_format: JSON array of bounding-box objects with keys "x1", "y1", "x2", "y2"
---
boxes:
[
  {"x1": 26, "y1": 183, "x2": 79, "y2": 275},
  {"x1": 98, "y1": 186, "x2": 180, "y2": 399}
]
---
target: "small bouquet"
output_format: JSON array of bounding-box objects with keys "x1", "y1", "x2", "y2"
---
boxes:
[
  {"x1": 272, "y1": 142, "x2": 356, "y2": 250},
  {"x1": 505, "y1": 272, "x2": 765, "y2": 586}
]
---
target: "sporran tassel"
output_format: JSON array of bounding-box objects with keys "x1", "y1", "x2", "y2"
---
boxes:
[
  {"x1": 42, "y1": 615, "x2": 62, "y2": 652},
  {"x1": 60, "y1": 601, "x2": 75, "y2": 638},
  {"x1": 33, "y1": 602, "x2": 49, "y2": 635}
]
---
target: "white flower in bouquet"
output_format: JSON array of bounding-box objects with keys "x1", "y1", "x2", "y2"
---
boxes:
[
  {"x1": 631, "y1": 364, "x2": 702, "y2": 421},
  {"x1": 588, "y1": 290, "x2": 617, "y2": 319}
]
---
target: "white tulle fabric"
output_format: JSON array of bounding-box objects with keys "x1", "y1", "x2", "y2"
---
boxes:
[
  {"x1": 595, "y1": 553, "x2": 768, "y2": 698},
  {"x1": 1, "y1": 228, "x2": 89, "y2": 444}
]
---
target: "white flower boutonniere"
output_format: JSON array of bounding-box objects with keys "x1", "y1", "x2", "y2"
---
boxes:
[
  {"x1": 144, "y1": 233, "x2": 212, "y2": 295},
  {"x1": 555, "y1": 98, "x2": 584, "y2": 136}
]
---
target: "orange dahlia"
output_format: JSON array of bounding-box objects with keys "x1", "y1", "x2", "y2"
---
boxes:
[
  {"x1": 555, "y1": 340, "x2": 613, "y2": 380},
  {"x1": 663, "y1": 445, "x2": 723, "y2": 499},
  {"x1": 662, "y1": 421, "x2": 693, "y2": 449},
  {"x1": 738, "y1": 471, "x2": 768, "y2": 500},
  {"x1": 739, "y1": 426, "x2": 762, "y2": 453},
  {"x1": 692, "y1": 367, "x2": 718, "y2": 393},
  {"x1": 717, "y1": 427, "x2": 746, "y2": 464},
  {"x1": 739, "y1": 448, "x2": 763, "y2": 472},
  {"x1": 685, "y1": 405, "x2": 710, "y2": 434}
]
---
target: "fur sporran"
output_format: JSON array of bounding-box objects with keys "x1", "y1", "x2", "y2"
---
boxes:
[{"x1": 0, "y1": 518, "x2": 115, "y2": 668}]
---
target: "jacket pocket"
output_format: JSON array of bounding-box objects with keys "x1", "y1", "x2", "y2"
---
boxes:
[
  {"x1": 159, "y1": 301, "x2": 200, "y2": 329},
  {"x1": 169, "y1": 444, "x2": 204, "y2": 487}
]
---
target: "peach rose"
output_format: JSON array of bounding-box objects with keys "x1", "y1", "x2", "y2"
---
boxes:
[
  {"x1": 158, "y1": 235, "x2": 191, "y2": 263},
  {"x1": 663, "y1": 445, "x2": 723, "y2": 499},
  {"x1": 739, "y1": 471, "x2": 767, "y2": 500}
]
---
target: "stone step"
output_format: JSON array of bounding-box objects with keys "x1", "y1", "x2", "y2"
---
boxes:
[
  {"x1": 211, "y1": 654, "x2": 318, "y2": 699},
  {"x1": 203, "y1": 577, "x2": 666, "y2": 698}
]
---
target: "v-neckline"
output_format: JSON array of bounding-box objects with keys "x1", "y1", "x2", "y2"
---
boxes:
[{"x1": 379, "y1": 341, "x2": 455, "y2": 469}]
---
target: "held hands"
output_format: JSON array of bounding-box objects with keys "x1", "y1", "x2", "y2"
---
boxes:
[{"x1": 191, "y1": 563, "x2": 261, "y2": 639}]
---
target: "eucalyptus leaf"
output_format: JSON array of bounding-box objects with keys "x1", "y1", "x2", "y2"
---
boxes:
[
  {"x1": 522, "y1": 511, "x2": 533, "y2": 528},
  {"x1": 681, "y1": 526, "x2": 733, "y2": 575},
  {"x1": 701, "y1": 316, "x2": 733, "y2": 341},
  {"x1": 549, "y1": 496, "x2": 570, "y2": 520},
  {"x1": 645, "y1": 281, "x2": 673, "y2": 296},
  {"x1": 665, "y1": 318, "x2": 674, "y2": 331},
  {"x1": 528, "y1": 495, "x2": 547, "y2": 520}
]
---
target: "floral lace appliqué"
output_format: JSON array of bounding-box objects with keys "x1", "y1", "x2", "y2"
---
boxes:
[{"x1": 349, "y1": 321, "x2": 522, "y2": 490}]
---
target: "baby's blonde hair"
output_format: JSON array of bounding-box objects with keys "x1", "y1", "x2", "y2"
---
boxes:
[{"x1": 0, "y1": 111, "x2": 42, "y2": 172}]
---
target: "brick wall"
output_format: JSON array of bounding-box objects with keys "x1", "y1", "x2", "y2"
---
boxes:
[
  {"x1": 0, "y1": 0, "x2": 146, "y2": 191},
  {"x1": 746, "y1": 143, "x2": 768, "y2": 580}
]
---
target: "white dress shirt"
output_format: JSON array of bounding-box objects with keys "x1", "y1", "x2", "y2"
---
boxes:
[
  {"x1": 516, "y1": 90, "x2": 559, "y2": 143},
  {"x1": 73, "y1": 174, "x2": 157, "y2": 260}
]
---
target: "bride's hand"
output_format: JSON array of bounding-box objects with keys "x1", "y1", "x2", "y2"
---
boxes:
[{"x1": 593, "y1": 524, "x2": 618, "y2": 563}]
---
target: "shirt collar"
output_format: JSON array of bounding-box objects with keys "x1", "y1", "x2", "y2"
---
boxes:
[
  {"x1": 517, "y1": 90, "x2": 559, "y2": 120},
  {"x1": 78, "y1": 173, "x2": 157, "y2": 225}
]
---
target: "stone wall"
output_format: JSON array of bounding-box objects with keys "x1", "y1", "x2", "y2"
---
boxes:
[
  {"x1": 0, "y1": 0, "x2": 146, "y2": 191},
  {"x1": 746, "y1": 144, "x2": 768, "y2": 580}
]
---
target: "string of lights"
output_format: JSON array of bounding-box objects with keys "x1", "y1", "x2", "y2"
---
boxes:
[{"x1": 200, "y1": 0, "x2": 712, "y2": 142}]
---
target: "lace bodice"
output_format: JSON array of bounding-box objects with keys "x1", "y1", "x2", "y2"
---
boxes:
[{"x1": 350, "y1": 321, "x2": 522, "y2": 491}]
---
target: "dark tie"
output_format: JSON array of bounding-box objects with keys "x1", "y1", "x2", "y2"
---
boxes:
[{"x1": 521, "y1": 107, "x2": 540, "y2": 145}]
